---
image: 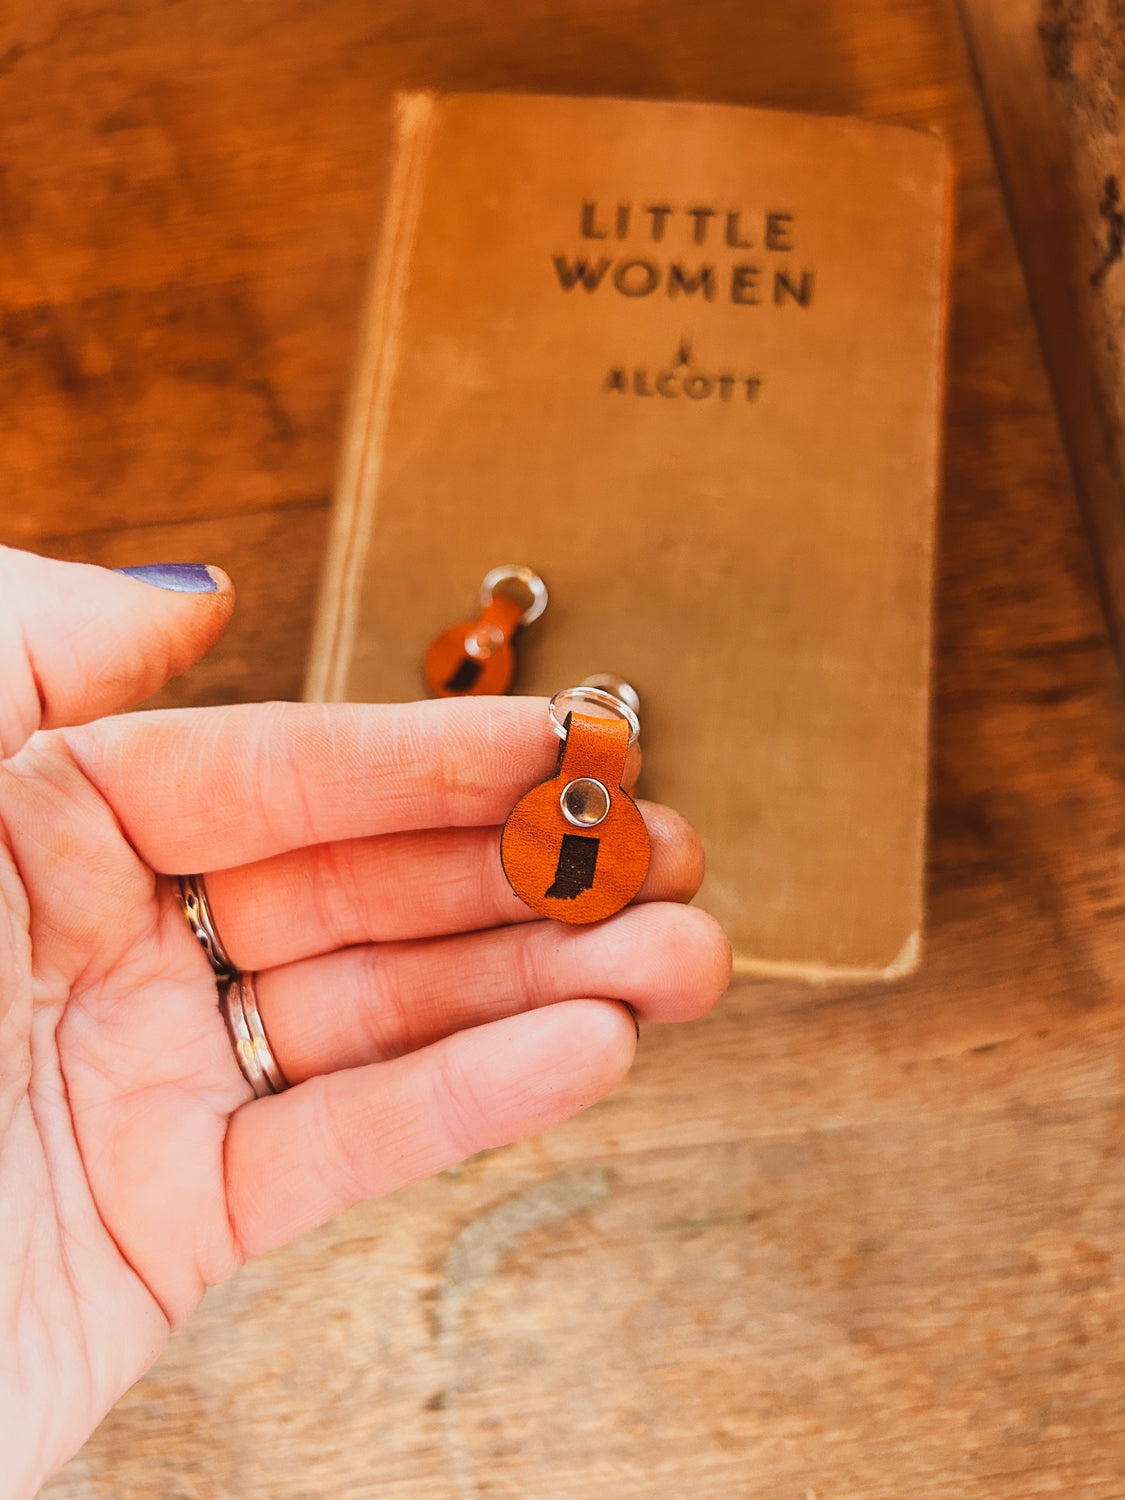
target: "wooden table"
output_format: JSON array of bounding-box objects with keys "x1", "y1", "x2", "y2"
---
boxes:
[{"x1": 7, "y1": 1, "x2": 1125, "y2": 1495}]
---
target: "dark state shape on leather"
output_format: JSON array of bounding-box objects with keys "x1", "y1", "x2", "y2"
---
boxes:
[
  {"x1": 443, "y1": 656, "x2": 484, "y2": 694},
  {"x1": 545, "y1": 834, "x2": 600, "y2": 899}
]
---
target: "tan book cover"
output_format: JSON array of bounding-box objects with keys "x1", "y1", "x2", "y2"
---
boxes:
[{"x1": 306, "y1": 90, "x2": 951, "y2": 979}]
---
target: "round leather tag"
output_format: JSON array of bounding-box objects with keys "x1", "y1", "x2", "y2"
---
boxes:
[{"x1": 501, "y1": 713, "x2": 650, "y2": 923}]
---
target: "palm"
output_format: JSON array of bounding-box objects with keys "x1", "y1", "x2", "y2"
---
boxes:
[
  {"x1": 0, "y1": 700, "x2": 727, "y2": 1494},
  {"x1": 1, "y1": 731, "x2": 247, "y2": 1486}
]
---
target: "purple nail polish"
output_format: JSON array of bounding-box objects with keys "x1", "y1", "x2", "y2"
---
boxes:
[{"x1": 114, "y1": 564, "x2": 219, "y2": 594}]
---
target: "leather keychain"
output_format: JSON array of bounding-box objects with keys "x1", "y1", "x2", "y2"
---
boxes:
[
  {"x1": 425, "y1": 565, "x2": 547, "y2": 697},
  {"x1": 501, "y1": 686, "x2": 650, "y2": 924}
]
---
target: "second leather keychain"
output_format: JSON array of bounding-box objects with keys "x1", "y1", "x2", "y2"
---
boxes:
[{"x1": 425, "y1": 565, "x2": 547, "y2": 697}]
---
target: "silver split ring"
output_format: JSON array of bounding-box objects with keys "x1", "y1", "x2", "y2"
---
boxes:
[
  {"x1": 479, "y1": 565, "x2": 549, "y2": 626},
  {"x1": 549, "y1": 686, "x2": 641, "y2": 745}
]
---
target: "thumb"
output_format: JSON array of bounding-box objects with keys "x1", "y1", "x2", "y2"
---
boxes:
[{"x1": 0, "y1": 548, "x2": 236, "y2": 760}]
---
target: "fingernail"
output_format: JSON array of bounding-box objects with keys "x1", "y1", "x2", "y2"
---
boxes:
[{"x1": 114, "y1": 564, "x2": 220, "y2": 594}]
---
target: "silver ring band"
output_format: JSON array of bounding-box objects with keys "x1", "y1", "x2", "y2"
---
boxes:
[
  {"x1": 178, "y1": 878, "x2": 288, "y2": 1098},
  {"x1": 237, "y1": 972, "x2": 288, "y2": 1095},
  {"x1": 221, "y1": 972, "x2": 289, "y2": 1097},
  {"x1": 175, "y1": 874, "x2": 235, "y2": 976}
]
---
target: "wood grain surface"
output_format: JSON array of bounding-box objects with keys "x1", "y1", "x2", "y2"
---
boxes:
[
  {"x1": 957, "y1": 0, "x2": 1125, "y2": 682},
  {"x1": 4, "y1": 0, "x2": 1125, "y2": 1496}
]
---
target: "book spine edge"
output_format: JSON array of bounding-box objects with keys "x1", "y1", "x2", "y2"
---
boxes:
[{"x1": 304, "y1": 89, "x2": 438, "y2": 702}]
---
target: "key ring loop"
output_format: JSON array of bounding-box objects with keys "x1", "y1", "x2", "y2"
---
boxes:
[
  {"x1": 480, "y1": 565, "x2": 549, "y2": 626},
  {"x1": 549, "y1": 686, "x2": 641, "y2": 746}
]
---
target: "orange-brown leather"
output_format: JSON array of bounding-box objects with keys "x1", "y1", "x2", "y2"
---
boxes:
[
  {"x1": 424, "y1": 590, "x2": 526, "y2": 696},
  {"x1": 501, "y1": 712, "x2": 651, "y2": 923}
]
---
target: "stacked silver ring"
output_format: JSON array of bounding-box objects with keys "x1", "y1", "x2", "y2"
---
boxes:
[
  {"x1": 220, "y1": 972, "x2": 288, "y2": 1097},
  {"x1": 175, "y1": 874, "x2": 289, "y2": 1098},
  {"x1": 175, "y1": 874, "x2": 235, "y2": 976}
]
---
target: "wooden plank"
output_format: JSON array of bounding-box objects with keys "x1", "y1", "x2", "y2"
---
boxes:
[
  {"x1": 1, "y1": 0, "x2": 1123, "y2": 1496},
  {"x1": 956, "y1": 0, "x2": 1125, "y2": 675}
]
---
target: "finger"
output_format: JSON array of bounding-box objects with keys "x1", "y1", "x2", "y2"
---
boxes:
[
  {"x1": 0, "y1": 547, "x2": 234, "y2": 760},
  {"x1": 254, "y1": 902, "x2": 730, "y2": 1082},
  {"x1": 204, "y1": 801, "x2": 704, "y2": 968},
  {"x1": 66, "y1": 696, "x2": 571, "y2": 872},
  {"x1": 225, "y1": 999, "x2": 636, "y2": 1258}
]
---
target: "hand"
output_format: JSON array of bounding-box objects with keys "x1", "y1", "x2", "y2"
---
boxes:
[{"x1": 0, "y1": 547, "x2": 730, "y2": 1496}]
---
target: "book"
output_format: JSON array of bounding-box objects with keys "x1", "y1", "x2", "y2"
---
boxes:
[{"x1": 305, "y1": 90, "x2": 951, "y2": 979}]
